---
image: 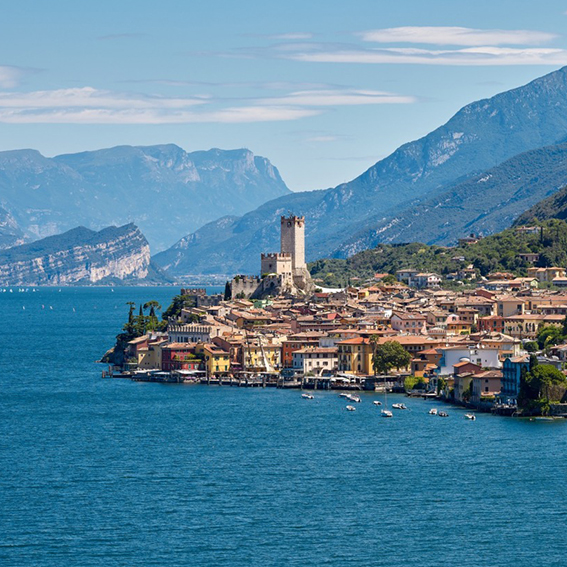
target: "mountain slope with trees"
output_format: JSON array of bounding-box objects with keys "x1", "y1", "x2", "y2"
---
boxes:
[
  {"x1": 155, "y1": 66, "x2": 567, "y2": 275},
  {"x1": 309, "y1": 220, "x2": 567, "y2": 287}
]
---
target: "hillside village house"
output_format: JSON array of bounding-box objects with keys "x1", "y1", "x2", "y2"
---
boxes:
[
  {"x1": 391, "y1": 312, "x2": 427, "y2": 334},
  {"x1": 527, "y1": 267, "x2": 567, "y2": 283},
  {"x1": 410, "y1": 273, "x2": 442, "y2": 289}
]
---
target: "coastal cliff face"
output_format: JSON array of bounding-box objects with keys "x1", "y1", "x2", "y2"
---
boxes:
[{"x1": 0, "y1": 224, "x2": 153, "y2": 285}]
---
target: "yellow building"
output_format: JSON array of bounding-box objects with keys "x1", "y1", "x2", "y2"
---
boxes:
[
  {"x1": 136, "y1": 340, "x2": 166, "y2": 370},
  {"x1": 196, "y1": 343, "x2": 231, "y2": 375},
  {"x1": 241, "y1": 342, "x2": 282, "y2": 372},
  {"x1": 337, "y1": 338, "x2": 374, "y2": 375}
]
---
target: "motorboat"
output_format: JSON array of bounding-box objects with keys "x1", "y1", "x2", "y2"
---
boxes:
[
  {"x1": 392, "y1": 403, "x2": 407, "y2": 410},
  {"x1": 346, "y1": 405, "x2": 357, "y2": 411},
  {"x1": 381, "y1": 409, "x2": 393, "y2": 418},
  {"x1": 373, "y1": 400, "x2": 382, "y2": 406},
  {"x1": 429, "y1": 408, "x2": 438, "y2": 415},
  {"x1": 344, "y1": 394, "x2": 361, "y2": 403},
  {"x1": 302, "y1": 393, "x2": 314, "y2": 400},
  {"x1": 438, "y1": 411, "x2": 449, "y2": 417},
  {"x1": 339, "y1": 393, "x2": 349, "y2": 398},
  {"x1": 464, "y1": 413, "x2": 476, "y2": 420}
]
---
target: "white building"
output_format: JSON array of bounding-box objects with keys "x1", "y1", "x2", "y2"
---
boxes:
[
  {"x1": 436, "y1": 346, "x2": 501, "y2": 376},
  {"x1": 292, "y1": 347, "x2": 338, "y2": 375}
]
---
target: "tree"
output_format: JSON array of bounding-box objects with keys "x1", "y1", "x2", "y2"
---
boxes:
[
  {"x1": 524, "y1": 341, "x2": 539, "y2": 353},
  {"x1": 519, "y1": 364, "x2": 567, "y2": 414},
  {"x1": 381, "y1": 274, "x2": 396, "y2": 285},
  {"x1": 162, "y1": 294, "x2": 195, "y2": 321},
  {"x1": 144, "y1": 300, "x2": 162, "y2": 331},
  {"x1": 536, "y1": 325, "x2": 564, "y2": 350},
  {"x1": 224, "y1": 281, "x2": 232, "y2": 301},
  {"x1": 372, "y1": 340, "x2": 411, "y2": 375}
]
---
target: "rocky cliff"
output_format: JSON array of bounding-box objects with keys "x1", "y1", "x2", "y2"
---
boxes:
[{"x1": 0, "y1": 223, "x2": 159, "y2": 285}]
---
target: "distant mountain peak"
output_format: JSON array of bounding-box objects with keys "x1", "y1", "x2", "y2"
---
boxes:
[{"x1": 0, "y1": 144, "x2": 291, "y2": 252}]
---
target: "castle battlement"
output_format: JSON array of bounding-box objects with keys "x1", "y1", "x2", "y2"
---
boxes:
[
  {"x1": 234, "y1": 275, "x2": 261, "y2": 283},
  {"x1": 281, "y1": 215, "x2": 304, "y2": 227},
  {"x1": 261, "y1": 252, "x2": 292, "y2": 259}
]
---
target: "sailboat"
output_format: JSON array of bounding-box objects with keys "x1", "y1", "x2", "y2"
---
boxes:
[{"x1": 381, "y1": 379, "x2": 393, "y2": 418}]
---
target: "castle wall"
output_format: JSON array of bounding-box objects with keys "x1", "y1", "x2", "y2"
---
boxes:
[
  {"x1": 261, "y1": 253, "x2": 292, "y2": 276},
  {"x1": 230, "y1": 275, "x2": 261, "y2": 299}
]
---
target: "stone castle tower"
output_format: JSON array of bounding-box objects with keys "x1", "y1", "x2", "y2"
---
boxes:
[
  {"x1": 280, "y1": 215, "x2": 306, "y2": 274},
  {"x1": 230, "y1": 214, "x2": 313, "y2": 299}
]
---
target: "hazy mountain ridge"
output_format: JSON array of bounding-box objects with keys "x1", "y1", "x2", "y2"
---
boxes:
[
  {"x1": 0, "y1": 206, "x2": 25, "y2": 250},
  {"x1": 0, "y1": 144, "x2": 290, "y2": 252},
  {"x1": 0, "y1": 223, "x2": 167, "y2": 286},
  {"x1": 154, "y1": 66, "x2": 567, "y2": 275}
]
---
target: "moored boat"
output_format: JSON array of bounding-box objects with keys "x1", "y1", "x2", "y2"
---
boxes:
[
  {"x1": 429, "y1": 408, "x2": 438, "y2": 415},
  {"x1": 464, "y1": 413, "x2": 476, "y2": 420},
  {"x1": 346, "y1": 405, "x2": 356, "y2": 411}
]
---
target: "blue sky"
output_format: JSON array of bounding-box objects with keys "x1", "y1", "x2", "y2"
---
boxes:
[{"x1": 2, "y1": 0, "x2": 567, "y2": 191}]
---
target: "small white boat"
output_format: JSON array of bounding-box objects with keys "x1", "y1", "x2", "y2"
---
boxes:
[
  {"x1": 381, "y1": 409, "x2": 393, "y2": 418},
  {"x1": 302, "y1": 393, "x2": 314, "y2": 400},
  {"x1": 373, "y1": 400, "x2": 382, "y2": 406},
  {"x1": 339, "y1": 393, "x2": 349, "y2": 398},
  {"x1": 344, "y1": 394, "x2": 361, "y2": 403},
  {"x1": 438, "y1": 411, "x2": 449, "y2": 418},
  {"x1": 428, "y1": 408, "x2": 438, "y2": 415},
  {"x1": 464, "y1": 413, "x2": 476, "y2": 421},
  {"x1": 346, "y1": 405, "x2": 357, "y2": 411},
  {"x1": 392, "y1": 403, "x2": 407, "y2": 410}
]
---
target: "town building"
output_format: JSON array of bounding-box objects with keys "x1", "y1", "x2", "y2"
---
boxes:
[{"x1": 292, "y1": 347, "x2": 338, "y2": 375}]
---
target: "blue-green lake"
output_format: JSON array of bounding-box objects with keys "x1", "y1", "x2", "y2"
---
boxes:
[{"x1": 1, "y1": 287, "x2": 566, "y2": 566}]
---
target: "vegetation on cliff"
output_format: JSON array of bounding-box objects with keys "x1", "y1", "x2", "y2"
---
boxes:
[
  {"x1": 309, "y1": 220, "x2": 567, "y2": 287},
  {"x1": 518, "y1": 357, "x2": 567, "y2": 416}
]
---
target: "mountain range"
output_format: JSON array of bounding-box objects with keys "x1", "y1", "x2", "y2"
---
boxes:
[
  {"x1": 154, "y1": 66, "x2": 567, "y2": 276},
  {"x1": 0, "y1": 145, "x2": 290, "y2": 252}
]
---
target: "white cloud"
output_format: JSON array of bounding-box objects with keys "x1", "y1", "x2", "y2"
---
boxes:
[
  {"x1": 270, "y1": 33, "x2": 313, "y2": 40},
  {"x1": 358, "y1": 26, "x2": 557, "y2": 46},
  {"x1": 305, "y1": 135, "x2": 339, "y2": 143},
  {"x1": 0, "y1": 66, "x2": 27, "y2": 88},
  {"x1": 0, "y1": 87, "x2": 210, "y2": 109},
  {"x1": 287, "y1": 45, "x2": 567, "y2": 66},
  {"x1": 0, "y1": 85, "x2": 415, "y2": 124},
  {"x1": 258, "y1": 89, "x2": 416, "y2": 106}
]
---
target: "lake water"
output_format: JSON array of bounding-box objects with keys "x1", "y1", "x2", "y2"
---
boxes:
[{"x1": 1, "y1": 287, "x2": 567, "y2": 566}]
